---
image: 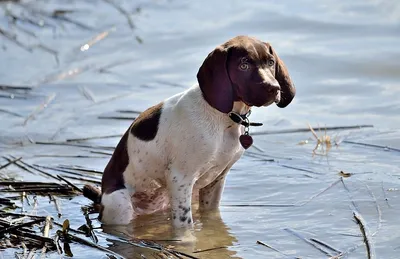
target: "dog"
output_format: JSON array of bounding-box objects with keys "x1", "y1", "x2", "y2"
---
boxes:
[{"x1": 83, "y1": 35, "x2": 295, "y2": 228}]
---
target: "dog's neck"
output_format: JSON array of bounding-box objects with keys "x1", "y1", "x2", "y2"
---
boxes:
[{"x1": 231, "y1": 101, "x2": 251, "y2": 116}]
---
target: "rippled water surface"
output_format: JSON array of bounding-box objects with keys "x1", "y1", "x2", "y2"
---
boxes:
[{"x1": 1, "y1": 0, "x2": 399, "y2": 258}]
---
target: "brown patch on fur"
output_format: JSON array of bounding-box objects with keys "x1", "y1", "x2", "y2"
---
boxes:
[
  {"x1": 130, "y1": 102, "x2": 163, "y2": 141},
  {"x1": 132, "y1": 188, "x2": 164, "y2": 210},
  {"x1": 101, "y1": 129, "x2": 130, "y2": 194},
  {"x1": 82, "y1": 184, "x2": 101, "y2": 203}
]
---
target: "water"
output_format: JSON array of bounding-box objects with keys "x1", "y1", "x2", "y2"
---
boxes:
[{"x1": 0, "y1": 0, "x2": 399, "y2": 258}]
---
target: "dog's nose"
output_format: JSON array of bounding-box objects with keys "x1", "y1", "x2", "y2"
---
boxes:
[{"x1": 266, "y1": 83, "x2": 280, "y2": 94}]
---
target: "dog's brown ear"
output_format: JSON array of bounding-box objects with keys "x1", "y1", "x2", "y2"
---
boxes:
[
  {"x1": 266, "y1": 43, "x2": 296, "y2": 108},
  {"x1": 197, "y1": 45, "x2": 234, "y2": 113}
]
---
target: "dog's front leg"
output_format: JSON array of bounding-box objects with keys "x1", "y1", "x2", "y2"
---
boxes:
[
  {"x1": 166, "y1": 169, "x2": 194, "y2": 228},
  {"x1": 199, "y1": 167, "x2": 230, "y2": 210}
]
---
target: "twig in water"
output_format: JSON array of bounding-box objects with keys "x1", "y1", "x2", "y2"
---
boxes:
[
  {"x1": 59, "y1": 174, "x2": 101, "y2": 185},
  {"x1": 8, "y1": 156, "x2": 60, "y2": 181},
  {"x1": 40, "y1": 216, "x2": 52, "y2": 256},
  {"x1": 89, "y1": 150, "x2": 113, "y2": 156},
  {"x1": 256, "y1": 240, "x2": 292, "y2": 257},
  {"x1": 98, "y1": 116, "x2": 136, "y2": 120},
  {"x1": 340, "y1": 177, "x2": 358, "y2": 210},
  {"x1": 116, "y1": 109, "x2": 142, "y2": 114},
  {"x1": 1, "y1": 156, "x2": 37, "y2": 176},
  {"x1": 23, "y1": 93, "x2": 56, "y2": 126},
  {"x1": 0, "y1": 157, "x2": 22, "y2": 170},
  {"x1": 0, "y1": 108, "x2": 23, "y2": 117},
  {"x1": 0, "y1": 84, "x2": 33, "y2": 91},
  {"x1": 0, "y1": 218, "x2": 44, "y2": 237},
  {"x1": 34, "y1": 164, "x2": 102, "y2": 181},
  {"x1": 50, "y1": 10, "x2": 93, "y2": 31},
  {"x1": 330, "y1": 179, "x2": 377, "y2": 259},
  {"x1": 284, "y1": 228, "x2": 333, "y2": 257},
  {"x1": 33, "y1": 154, "x2": 108, "y2": 158},
  {"x1": 299, "y1": 178, "x2": 341, "y2": 206},
  {"x1": 103, "y1": 0, "x2": 135, "y2": 29},
  {"x1": 78, "y1": 27, "x2": 116, "y2": 53},
  {"x1": 57, "y1": 165, "x2": 102, "y2": 175},
  {"x1": 37, "y1": 65, "x2": 94, "y2": 85},
  {"x1": 193, "y1": 246, "x2": 227, "y2": 254},
  {"x1": 252, "y1": 125, "x2": 373, "y2": 136},
  {"x1": 343, "y1": 140, "x2": 400, "y2": 152},
  {"x1": 278, "y1": 164, "x2": 322, "y2": 175},
  {"x1": 0, "y1": 25, "x2": 32, "y2": 52},
  {"x1": 52, "y1": 196, "x2": 62, "y2": 218},
  {"x1": 309, "y1": 238, "x2": 341, "y2": 254},
  {"x1": 352, "y1": 210, "x2": 375, "y2": 259},
  {"x1": 66, "y1": 134, "x2": 121, "y2": 142},
  {"x1": 57, "y1": 231, "x2": 125, "y2": 258},
  {"x1": 56, "y1": 175, "x2": 83, "y2": 193},
  {"x1": 78, "y1": 86, "x2": 96, "y2": 102},
  {"x1": 97, "y1": 58, "x2": 135, "y2": 73},
  {"x1": 34, "y1": 44, "x2": 59, "y2": 66},
  {"x1": 243, "y1": 152, "x2": 274, "y2": 162}
]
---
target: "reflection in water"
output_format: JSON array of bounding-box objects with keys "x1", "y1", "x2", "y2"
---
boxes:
[{"x1": 103, "y1": 208, "x2": 239, "y2": 259}]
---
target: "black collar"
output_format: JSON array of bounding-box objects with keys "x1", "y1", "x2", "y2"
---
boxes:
[{"x1": 228, "y1": 110, "x2": 263, "y2": 127}]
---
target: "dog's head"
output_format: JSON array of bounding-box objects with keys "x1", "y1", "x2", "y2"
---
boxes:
[{"x1": 197, "y1": 35, "x2": 296, "y2": 113}]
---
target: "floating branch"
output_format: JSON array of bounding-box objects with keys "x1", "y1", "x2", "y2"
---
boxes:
[
  {"x1": 0, "y1": 25, "x2": 32, "y2": 52},
  {"x1": 8, "y1": 156, "x2": 60, "y2": 181},
  {"x1": 0, "y1": 84, "x2": 33, "y2": 91},
  {"x1": 284, "y1": 228, "x2": 333, "y2": 257},
  {"x1": 0, "y1": 157, "x2": 22, "y2": 170},
  {"x1": 0, "y1": 218, "x2": 44, "y2": 237},
  {"x1": 310, "y1": 238, "x2": 341, "y2": 255},
  {"x1": 352, "y1": 211, "x2": 375, "y2": 259},
  {"x1": 37, "y1": 65, "x2": 94, "y2": 85},
  {"x1": 56, "y1": 175, "x2": 83, "y2": 193},
  {"x1": 103, "y1": 0, "x2": 135, "y2": 29},
  {"x1": 193, "y1": 246, "x2": 227, "y2": 254},
  {"x1": 2, "y1": 156, "x2": 37, "y2": 176},
  {"x1": 98, "y1": 116, "x2": 136, "y2": 120},
  {"x1": 116, "y1": 109, "x2": 142, "y2": 114},
  {"x1": 252, "y1": 125, "x2": 373, "y2": 136},
  {"x1": 78, "y1": 85, "x2": 96, "y2": 102},
  {"x1": 343, "y1": 140, "x2": 400, "y2": 152},
  {"x1": 66, "y1": 134, "x2": 121, "y2": 142},
  {"x1": 0, "y1": 108, "x2": 23, "y2": 117},
  {"x1": 256, "y1": 240, "x2": 292, "y2": 258},
  {"x1": 23, "y1": 93, "x2": 57, "y2": 126},
  {"x1": 57, "y1": 165, "x2": 102, "y2": 175},
  {"x1": 78, "y1": 27, "x2": 116, "y2": 53},
  {"x1": 278, "y1": 164, "x2": 322, "y2": 175},
  {"x1": 97, "y1": 58, "x2": 135, "y2": 73}
]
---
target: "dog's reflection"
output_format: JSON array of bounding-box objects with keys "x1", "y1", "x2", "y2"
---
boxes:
[{"x1": 102, "y1": 209, "x2": 239, "y2": 259}]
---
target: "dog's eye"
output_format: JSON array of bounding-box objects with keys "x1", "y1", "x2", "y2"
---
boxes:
[
  {"x1": 267, "y1": 59, "x2": 275, "y2": 67},
  {"x1": 239, "y1": 63, "x2": 250, "y2": 71}
]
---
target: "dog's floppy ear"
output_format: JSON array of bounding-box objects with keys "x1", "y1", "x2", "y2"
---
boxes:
[
  {"x1": 266, "y1": 43, "x2": 296, "y2": 108},
  {"x1": 197, "y1": 45, "x2": 234, "y2": 113}
]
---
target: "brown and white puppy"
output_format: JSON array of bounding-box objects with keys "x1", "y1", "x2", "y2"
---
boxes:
[{"x1": 83, "y1": 35, "x2": 295, "y2": 228}]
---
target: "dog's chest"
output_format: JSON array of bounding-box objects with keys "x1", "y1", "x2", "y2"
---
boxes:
[{"x1": 194, "y1": 125, "x2": 244, "y2": 187}]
